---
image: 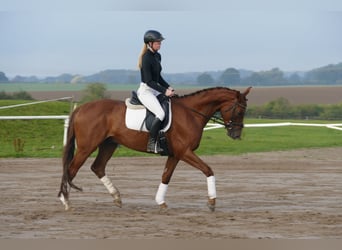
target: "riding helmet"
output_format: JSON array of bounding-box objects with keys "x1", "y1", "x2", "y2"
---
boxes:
[{"x1": 144, "y1": 30, "x2": 165, "y2": 44}]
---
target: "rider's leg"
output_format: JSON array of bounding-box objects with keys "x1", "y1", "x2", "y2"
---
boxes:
[
  {"x1": 137, "y1": 83, "x2": 165, "y2": 153},
  {"x1": 147, "y1": 117, "x2": 163, "y2": 153}
]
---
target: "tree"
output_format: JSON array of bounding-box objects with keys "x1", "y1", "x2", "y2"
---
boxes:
[
  {"x1": 219, "y1": 68, "x2": 240, "y2": 85},
  {"x1": 259, "y1": 68, "x2": 285, "y2": 85},
  {"x1": 0, "y1": 72, "x2": 9, "y2": 83},
  {"x1": 306, "y1": 62, "x2": 342, "y2": 85},
  {"x1": 242, "y1": 68, "x2": 286, "y2": 86},
  {"x1": 81, "y1": 83, "x2": 109, "y2": 103},
  {"x1": 288, "y1": 73, "x2": 302, "y2": 85},
  {"x1": 264, "y1": 97, "x2": 292, "y2": 118},
  {"x1": 197, "y1": 73, "x2": 214, "y2": 85},
  {"x1": 12, "y1": 91, "x2": 34, "y2": 100},
  {"x1": 242, "y1": 72, "x2": 263, "y2": 86}
]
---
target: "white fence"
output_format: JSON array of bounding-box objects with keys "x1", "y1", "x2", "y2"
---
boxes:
[
  {"x1": 0, "y1": 97, "x2": 73, "y2": 146},
  {"x1": 204, "y1": 122, "x2": 342, "y2": 131},
  {"x1": 0, "y1": 115, "x2": 70, "y2": 145},
  {"x1": 1, "y1": 95, "x2": 342, "y2": 148},
  {"x1": 1, "y1": 118, "x2": 341, "y2": 147}
]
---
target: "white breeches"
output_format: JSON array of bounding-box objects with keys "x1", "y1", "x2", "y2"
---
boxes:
[{"x1": 137, "y1": 82, "x2": 165, "y2": 121}]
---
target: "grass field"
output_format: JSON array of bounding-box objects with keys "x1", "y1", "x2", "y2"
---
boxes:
[{"x1": 1, "y1": 99, "x2": 342, "y2": 157}]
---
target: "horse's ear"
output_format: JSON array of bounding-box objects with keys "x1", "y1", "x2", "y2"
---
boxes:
[{"x1": 243, "y1": 86, "x2": 252, "y2": 97}]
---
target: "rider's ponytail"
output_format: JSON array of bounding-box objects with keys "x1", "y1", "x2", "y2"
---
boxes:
[{"x1": 137, "y1": 43, "x2": 148, "y2": 69}]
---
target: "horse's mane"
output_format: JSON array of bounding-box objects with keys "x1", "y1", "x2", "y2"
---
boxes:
[{"x1": 173, "y1": 86, "x2": 236, "y2": 99}]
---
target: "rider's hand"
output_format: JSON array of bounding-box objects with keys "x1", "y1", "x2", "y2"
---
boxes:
[{"x1": 165, "y1": 88, "x2": 175, "y2": 97}]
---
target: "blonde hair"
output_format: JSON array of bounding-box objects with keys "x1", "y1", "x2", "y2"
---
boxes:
[{"x1": 137, "y1": 43, "x2": 148, "y2": 69}]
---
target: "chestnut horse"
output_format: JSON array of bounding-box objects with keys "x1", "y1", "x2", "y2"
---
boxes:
[{"x1": 58, "y1": 86, "x2": 251, "y2": 211}]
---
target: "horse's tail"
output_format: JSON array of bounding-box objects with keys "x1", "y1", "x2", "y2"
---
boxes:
[{"x1": 58, "y1": 109, "x2": 82, "y2": 198}]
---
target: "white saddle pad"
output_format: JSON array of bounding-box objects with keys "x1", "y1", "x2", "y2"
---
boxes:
[{"x1": 124, "y1": 98, "x2": 172, "y2": 132}]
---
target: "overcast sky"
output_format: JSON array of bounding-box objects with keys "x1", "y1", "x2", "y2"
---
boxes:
[{"x1": 1, "y1": 0, "x2": 342, "y2": 78}]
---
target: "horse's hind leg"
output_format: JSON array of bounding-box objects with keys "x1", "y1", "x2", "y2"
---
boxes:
[
  {"x1": 59, "y1": 148, "x2": 94, "y2": 210},
  {"x1": 91, "y1": 139, "x2": 122, "y2": 207}
]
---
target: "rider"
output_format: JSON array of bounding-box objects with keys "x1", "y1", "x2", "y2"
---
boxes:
[{"x1": 137, "y1": 30, "x2": 175, "y2": 154}]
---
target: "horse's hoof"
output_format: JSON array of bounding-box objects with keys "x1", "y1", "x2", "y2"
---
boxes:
[
  {"x1": 112, "y1": 193, "x2": 122, "y2": 208},
  {"x1": 114, "y1": 199, "x2": 122, "y2": 208},
  {"x1": 65, "y1": 206, "x2": 75, "y2": 211},
  {"x1": 59, "y1": 193, "x2": 71, "y2": 211},
  {"x1": 207, "y1": 198, "x2": 216, "y2": 212},
  {"x1": 159, "y1": 202, "x2": 168, "y2": 212}
]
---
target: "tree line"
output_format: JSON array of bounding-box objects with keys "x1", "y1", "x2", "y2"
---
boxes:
[
  {"x1": 0, "y1": 91, "x2": 34, "y2": 100},
  {"x1": 197, "y1": 62, "x2": 342, "y2": 86},
  {"x1": 246, "y1": 97, "x2": 342, "y2": 120},
  {"x1": 2, "y1": 62, "x2": 342, "y2": 85}
]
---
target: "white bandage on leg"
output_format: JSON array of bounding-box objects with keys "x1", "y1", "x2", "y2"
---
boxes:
[
  {"x1": 100, "y1": 175, "x2": 117, "y2": 195},
  {"x1": 59, "y1": 193, "x2": 70, "y2": 210},
  {"x1": 155, "y1": 183, "x2": 168, "y2": 205},
  {"x1": 207, "y1": 176, "x2": 217, "y2": 199}
]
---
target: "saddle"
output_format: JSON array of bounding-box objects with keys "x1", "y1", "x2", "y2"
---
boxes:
[
  {"x1": 125, "y1": 91, "x2": 172, "y2": 155},
  {"x1": 128, "y1": 91, "x2": 170, "y2": 131}
]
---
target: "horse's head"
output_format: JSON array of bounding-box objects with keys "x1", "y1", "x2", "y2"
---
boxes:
[{"x1": 219, "y1": 87, "x2": 251, "y2": 140}]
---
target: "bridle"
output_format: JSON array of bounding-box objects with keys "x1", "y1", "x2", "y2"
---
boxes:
[
  {"x1": 180, "y1": 99, "x2": 247, "y2": 131},
  {"x1": 212, "y1": 102, "x2": 246, "y2": 131}
]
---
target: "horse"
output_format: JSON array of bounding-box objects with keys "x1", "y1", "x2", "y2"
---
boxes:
[{"x1": 58, "y1": 86, "x2": 251, "y2": 211}]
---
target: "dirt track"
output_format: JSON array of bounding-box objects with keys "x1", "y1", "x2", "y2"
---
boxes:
[{"x1": 0, "y1": 147, "x2": 341, "y2": 239}]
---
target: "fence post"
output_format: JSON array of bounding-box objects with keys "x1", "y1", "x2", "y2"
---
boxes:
[{"x1": 63, "y1": 117, "x2": 69, "y2": 146}]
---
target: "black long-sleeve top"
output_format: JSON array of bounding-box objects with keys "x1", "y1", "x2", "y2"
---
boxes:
[{"x1": 140, "y1": 49, "x2": 170, "y2": 94}]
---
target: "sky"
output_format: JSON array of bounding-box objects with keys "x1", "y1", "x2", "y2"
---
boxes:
[{"x1": 1, "y1": 0, "x2": 342, "y2": 78}]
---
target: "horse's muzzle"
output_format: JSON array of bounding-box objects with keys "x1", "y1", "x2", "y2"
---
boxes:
[
  {"x1": 227, "y1": 130, "x2": 241, "y2": 140},
  {"x1": 226, "y1": 121, "x2": 243, "y2": 140}
]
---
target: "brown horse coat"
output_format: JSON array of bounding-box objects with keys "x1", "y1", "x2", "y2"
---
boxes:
[{"x1": 58, "y1": 87, "x2": 251, "y2": 211}]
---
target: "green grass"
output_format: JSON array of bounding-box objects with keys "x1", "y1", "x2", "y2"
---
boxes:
[
  {"x1": 198, "y1": 122, "x2": 342, "y2": 155},
  {"x1": 0, "y1": 100, "x2": 72, "y2": 157},
  {"x1": 1, "y1": 100, "x2": 342, "y2": 158}
]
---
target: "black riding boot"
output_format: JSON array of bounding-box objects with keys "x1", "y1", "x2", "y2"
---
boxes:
[{"x1": 147, "y1": 118, "x2": 163, "y2": 153}]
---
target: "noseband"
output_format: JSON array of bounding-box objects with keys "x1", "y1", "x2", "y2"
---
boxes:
[{"x1": 221, "y1": 102, "x2": 246, "y2": 131}]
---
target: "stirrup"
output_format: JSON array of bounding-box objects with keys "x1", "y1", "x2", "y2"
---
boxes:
[
  {"x1": 147, "y1": 139, "x2": 163, "y2": 154},
  {"x1": 154, "y1": 142, "x2": 163, "y2": 154}
]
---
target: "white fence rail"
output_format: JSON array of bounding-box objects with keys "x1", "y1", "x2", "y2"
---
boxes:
[
  {"x1": 0, "y1": 97, "x2": 73, "y2": 110},
  {"x1": 0, "y1": 97, "x2": 73, "y2": 146},
  {"x1": 1, "y1": 116, "x2": 341, "y2": 148},
  {"x1": 204, "y1": 122, "x2": 342, "y2": 131},
  {"x1": 0, "y1": 115, "x2": 70, "y2": 146}
]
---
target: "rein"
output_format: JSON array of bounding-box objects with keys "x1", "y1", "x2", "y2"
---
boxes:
[{"x1": 175, "y1": 99, "x2": 246, "y2": 129}]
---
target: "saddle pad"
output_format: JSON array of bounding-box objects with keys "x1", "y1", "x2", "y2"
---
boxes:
[{"x1": 125, "y1": 100, "x2": 172, "y2": 132}]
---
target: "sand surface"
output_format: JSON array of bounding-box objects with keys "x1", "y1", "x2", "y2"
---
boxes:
[{"x1": 0, "y1": 147, "x2": 341, "y2": 239}]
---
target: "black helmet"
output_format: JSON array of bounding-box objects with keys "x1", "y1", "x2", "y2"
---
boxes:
[{"x1": 144, "y1": 30, "x2": 165, "y2": 44}]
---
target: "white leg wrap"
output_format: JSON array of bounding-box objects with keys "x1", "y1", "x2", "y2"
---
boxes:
[
  {"x1": 207, "y1": 176, "x2": 217, "y2": 199},
  {"x1": 100, "y1": 175, "x2": 117, "y2": 195},
  {"x1": 59, "y1": 193, "x2": 70, "y2": 210},
  {"x1": 155, "y1": 183, "x2": 168, "y2": 205}
]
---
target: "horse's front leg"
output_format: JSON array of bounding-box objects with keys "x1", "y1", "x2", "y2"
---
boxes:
[
  {"x1": 181, "y1": 149, "x2": 216, "y2": 211},
  {"x1": 155, "y1": 156, "x2": 179, "y2": 210}
]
